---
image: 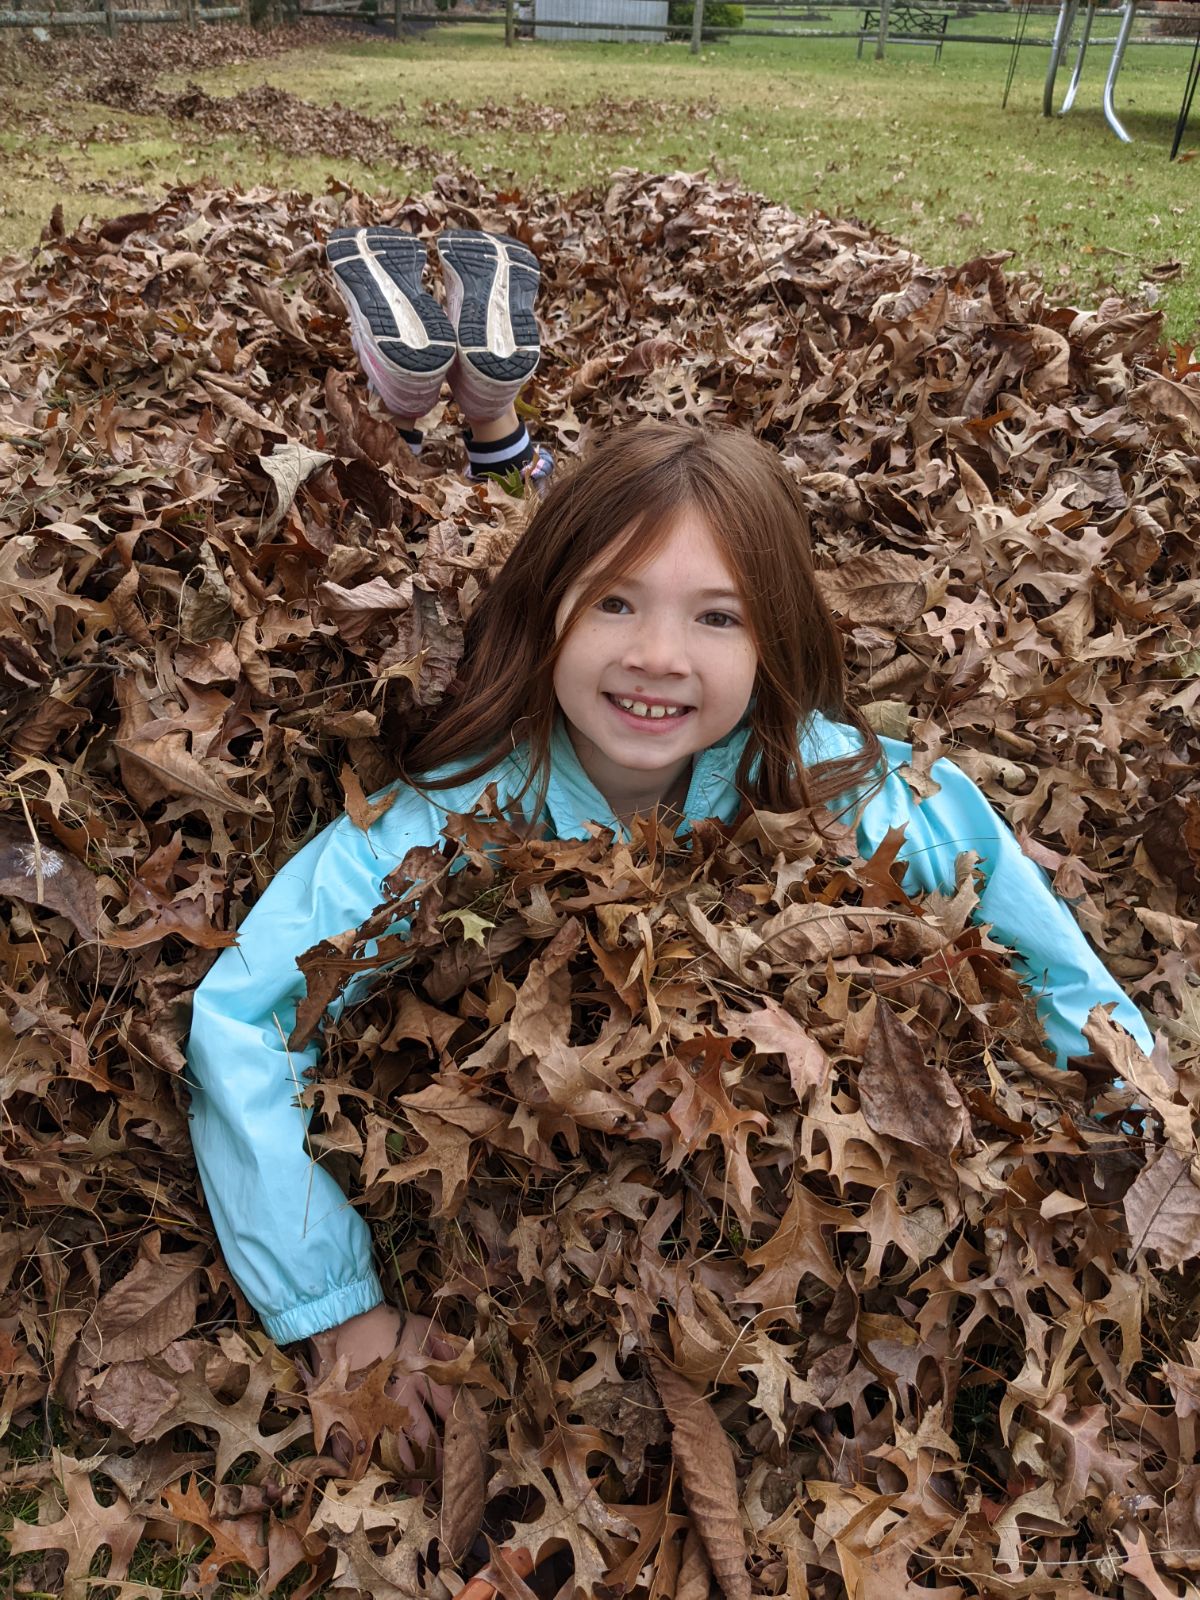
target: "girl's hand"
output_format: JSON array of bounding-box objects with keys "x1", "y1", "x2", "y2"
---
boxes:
[
  {"x1": 306, "y1": 1304, "x2": 456, "y2": 1473},
  {"x1": 309, "y1": 1301, "x2": 402, "y2": 1373}
]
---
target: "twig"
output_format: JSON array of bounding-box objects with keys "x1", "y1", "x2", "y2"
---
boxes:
[{"x1": 15, "y1": 783, "x2": 45, "y2": 913}]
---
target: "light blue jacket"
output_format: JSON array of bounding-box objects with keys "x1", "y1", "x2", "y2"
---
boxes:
[{"x1": 184, "y1": 713, "x2": 1151, "y2": 1345}]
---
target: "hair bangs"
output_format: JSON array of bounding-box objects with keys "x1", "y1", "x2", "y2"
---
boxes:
[{"x1": 549, "y1": 494, "x2": 740, "y2": 658}]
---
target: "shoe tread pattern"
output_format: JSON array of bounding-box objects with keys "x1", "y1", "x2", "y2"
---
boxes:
[
  {"x1": 437, "y1": 230, "x2": 541, "y2": 383},
  {"x1": 326, "y1": 229, "x2": 455, "y2": 374}
]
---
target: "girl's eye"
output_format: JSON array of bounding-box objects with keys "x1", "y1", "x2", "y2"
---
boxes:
[
  {"x1": 598, "y1": 596, "x2": 630, "y2": 614},
  {"x1": 700, "y1": 611, "x2": 741, "y2": 629}
]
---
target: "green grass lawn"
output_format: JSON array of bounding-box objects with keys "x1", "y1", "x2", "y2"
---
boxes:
[{"x1": 3, "y1": 16, "x2": 1198, "y2": 335}]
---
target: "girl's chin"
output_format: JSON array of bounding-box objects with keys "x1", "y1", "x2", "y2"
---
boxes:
[{"x1": 583, "y1": 730, "x2": 696, "y2": 770}]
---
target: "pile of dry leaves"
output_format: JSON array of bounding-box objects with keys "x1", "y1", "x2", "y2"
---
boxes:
[
  {"x1": 3, "y1": 157, "x2": 1200, "y2": 1599},
  {"x1": 418, "y1": 93, "x2": 718, "y2": 136},
  {"x1": 85, "y1": 76, "x2": 445, "y2": 171},
  {"x1": 0, "y1": 18, "x2": 353, "y2": 93}
]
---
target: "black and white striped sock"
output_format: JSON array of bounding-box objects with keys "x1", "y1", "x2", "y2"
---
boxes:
[{"x1": 464, "y1": 421, "x2": 536, "y2": 480}]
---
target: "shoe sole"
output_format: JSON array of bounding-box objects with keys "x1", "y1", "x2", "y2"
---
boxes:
[
  {"x1": 436, "y1": 230, "x2": 541, "y2": 385},
  {"x1": 326, "y1": 228, "x2": 456, "y2": 379}
]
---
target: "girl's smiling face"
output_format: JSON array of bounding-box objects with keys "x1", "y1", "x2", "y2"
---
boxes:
[{"x1": 552, "y1": 506, "x2": 759, "y2": 821}]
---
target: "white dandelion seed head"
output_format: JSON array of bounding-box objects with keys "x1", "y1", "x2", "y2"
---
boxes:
[{"x1": 18, "y1": 845, "x2": 64, "y2": 879}]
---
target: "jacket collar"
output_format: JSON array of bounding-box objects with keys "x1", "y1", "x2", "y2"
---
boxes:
[{"x1": 543, "y1": 715, "x2": 755, "y2": 842}]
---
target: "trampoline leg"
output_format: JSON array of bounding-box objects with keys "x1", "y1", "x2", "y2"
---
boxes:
[
  {"x1": 1102, "y1": 0, "x2": 1137, "y2": 142},
  {"x1": 1171, "y1": 28, "x2": 1200, "y2": 159},
  {"x1": 1001, "y1": 0, "x2": 1033, "y2": 108},
  {"x1": 1044, "y1": 0, "x2": 1078, "y2": 117},
  {"x1": 1061, "y1": 0, "x2": 1097, "y2": 113}
]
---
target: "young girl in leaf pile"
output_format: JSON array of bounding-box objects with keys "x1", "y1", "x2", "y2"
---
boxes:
[{"x1": 184, "y1": 225, "x2": 1153, "y2": 1480}]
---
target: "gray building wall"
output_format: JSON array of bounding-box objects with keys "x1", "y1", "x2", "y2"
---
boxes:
[{"x1": 534, "y1": 0, "x2": 670, "y2": 44}]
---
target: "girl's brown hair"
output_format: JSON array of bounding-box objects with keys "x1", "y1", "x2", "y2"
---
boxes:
[{"x1": 401, "y1": 420, "x2": 883, "y2": 821}]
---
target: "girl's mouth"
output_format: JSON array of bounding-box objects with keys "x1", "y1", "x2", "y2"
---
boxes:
[{"x1": 604, "y1": 693, "x2": 694, "y2": 731}]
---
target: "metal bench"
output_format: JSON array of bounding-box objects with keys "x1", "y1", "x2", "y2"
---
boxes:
[{"x1": 857, "y1": 4, "x2": 949, "y2": 60}]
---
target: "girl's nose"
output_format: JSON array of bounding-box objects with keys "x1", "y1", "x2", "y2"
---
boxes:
[{"x1": 621, "y1": 620, "x2": 690, "y2": 678}]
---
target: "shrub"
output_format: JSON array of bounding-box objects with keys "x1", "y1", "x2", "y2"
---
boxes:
[{"x1": 668, "y1": 0, "x2": 745, "y2": 36}]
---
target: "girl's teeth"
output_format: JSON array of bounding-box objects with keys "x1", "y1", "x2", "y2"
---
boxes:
[{"x1": 614, "y1": 697, "x2": 684, "y2": 719}]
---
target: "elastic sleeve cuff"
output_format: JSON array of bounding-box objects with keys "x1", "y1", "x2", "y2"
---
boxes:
[{"x1": 260, "y1": 1271, "x2": 385, "y2": 1346}]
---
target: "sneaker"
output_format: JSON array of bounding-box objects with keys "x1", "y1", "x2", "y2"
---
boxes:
[
  {"x1": 525, "y1": 443, "x2": 555, "y2": 494},
  {"x1": 325, "y1": 227, "x2": 456, "y2": 419},
  {"x1": 435, "y1": 229, "x2": 542, "y2": 421}
]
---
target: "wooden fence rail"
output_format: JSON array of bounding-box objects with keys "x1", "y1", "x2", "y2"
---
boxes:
[{"x1": 0, "y1": 1, "x2": 244, "y2": 25}]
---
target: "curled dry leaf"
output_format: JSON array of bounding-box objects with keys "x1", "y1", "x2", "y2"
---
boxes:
[
  {"x1": 1124, "y1": 1145, "x2": 1200, "y2": 1269},
  {"x1": 858, "y1": 999, "x2": 977, "y2": 1157},
  {"x1": 439, "y1": 1389, "x2": 489, "y2": 1562},
  {"x1": 79, "y1": 1234, "x2": 206, "y2": 1367},
  {"x1": 257, "y1": 441, "x2": 333, "y2": 538},
  {"x1": 816, "y1": 550, "x2": 929, "y2": 628},
  {"x1": 676, "y1": 1525, "x2": 716, "y2": 1600},
  {"x1": 649, "y1": 1355, "x2": 750, "y2": 1600}
]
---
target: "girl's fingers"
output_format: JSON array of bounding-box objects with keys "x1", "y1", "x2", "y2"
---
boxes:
[
  {"x1": 386, "y1": 1369, "x2": 451, "y2": 1445},
  {"x1": 390, "y1": 1429, "x2": 418, "y2": 1474},
  {"x1": 401, "y1": 1323, "x2": 471, "y2": 1420},
  {"x1": 427, "y1": 1378, "x2": 455, "y2": 1420},
  {"x1": 396, "y1": 1391, "x2": 438, "y2": 1450},
  {"x1": 311, "y1": 1317, "x2": 481, "y2": 1479}
]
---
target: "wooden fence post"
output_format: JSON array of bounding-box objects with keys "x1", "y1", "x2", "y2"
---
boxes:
[
  {"x1": 690, "y1": 0, "x2": 704, "y2": 53},
  {"x1": 874, "y1": 0, "x2": 890, "y2": 57},
  {"x1": 505, "y1": 0, "x2": 514, "y2": 45},
  {"x1": 105, "y1": 0, "x2": 117, "y2": 36},
  {"x1": 393, "y1": 0, "x2": 402, "y2": 37}
]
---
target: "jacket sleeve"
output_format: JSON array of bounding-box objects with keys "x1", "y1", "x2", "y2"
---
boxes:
[
  {"x1": 184, "y1": 792, "x2": 434, "y2": 1346},
  {"x1": 857, "y1": 740, "x2": 1153, "y2": 1066}
]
